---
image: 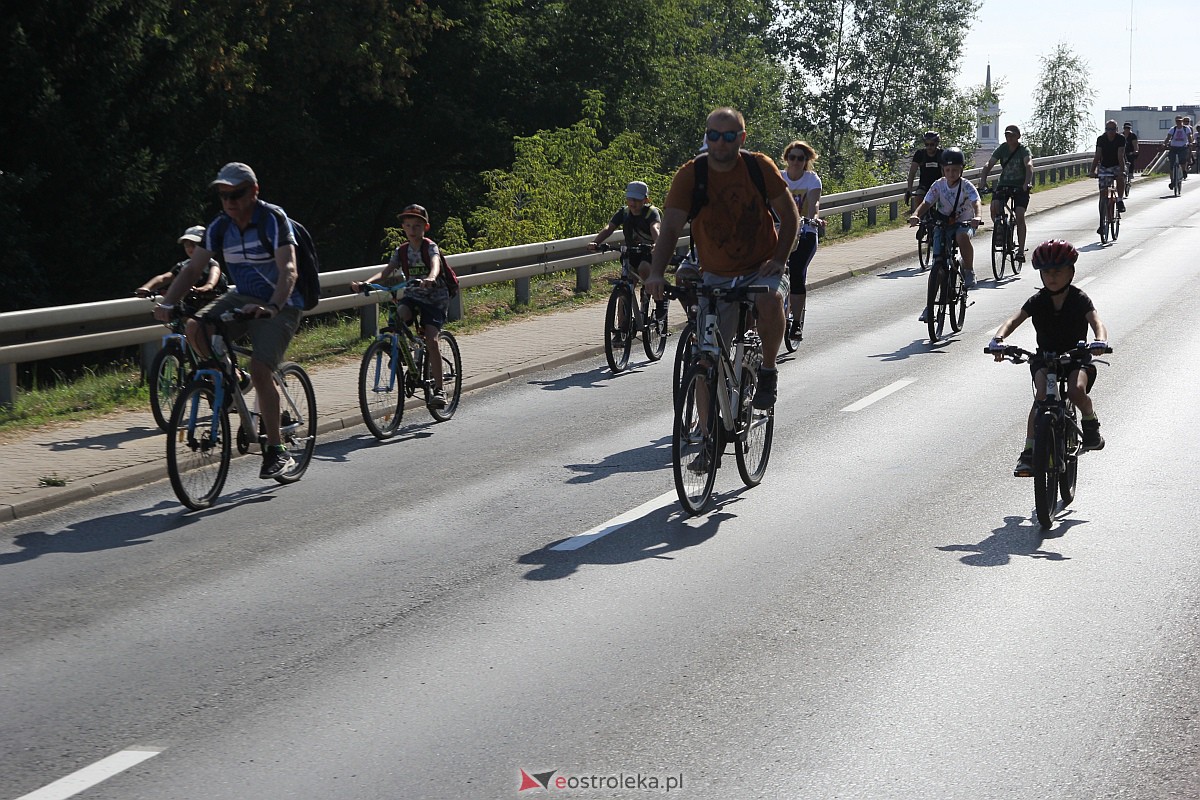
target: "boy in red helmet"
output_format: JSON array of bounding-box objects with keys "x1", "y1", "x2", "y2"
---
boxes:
[{"x1": 987, "y1": 239, "x2": 1110, "y2": 476}]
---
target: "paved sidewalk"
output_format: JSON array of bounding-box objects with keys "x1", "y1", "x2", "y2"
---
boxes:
[{"x1": 0, "y1": 177, "x2": 1101, "y2": 521}]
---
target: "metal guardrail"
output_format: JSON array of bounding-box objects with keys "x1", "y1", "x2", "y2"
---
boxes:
[{"x1": 0, "y1": 151, "x2": 1093, "y2": 409}]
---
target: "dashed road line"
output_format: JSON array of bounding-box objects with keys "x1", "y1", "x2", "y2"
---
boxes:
[
  {"x1": 551, "y1": 491, "x2": 676, "y2": 551},
  {"x1": 14, "y1": 747, "x2": 163, "y2": 800},
  {"x1": 842, "y1": 379, "x2": 915, "y2": 413},
  {"x1": 1119, "y1": 248, "x2": 1142, "y2": 260}
]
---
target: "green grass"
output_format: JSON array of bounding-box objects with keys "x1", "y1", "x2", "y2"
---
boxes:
[{"x1": 0, "y1": 261, "x2": 626, "y2": 439}]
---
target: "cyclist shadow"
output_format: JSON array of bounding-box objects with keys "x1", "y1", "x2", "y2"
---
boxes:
[
  {"x1": 870, "y1": 339, "x2": 946, "y2": 362},
  {"x1": 529, "y1": 365, "x2": 639, "y2": 391},
  {"x1": 1076, "y1": 242, "x2": 1108, "y2": 255},
  {"x1": 518, "y1": 495, "x2": 750, "y2": 580},
  {"x1": 0, "y1": 499, "x2": 206, "y2": 566},
  {"x1": 564, "y1": 435, "x2": 671, "y2": 484},
  {"x1": 41, "y1": 425, "x2": 162, "y2": 452},
  {"x1": 936, "y1": 514, "x2": 1076, "y2": 566},
  {"x1": 319, "y1": 427, "x2": 436, "y2": 462}
]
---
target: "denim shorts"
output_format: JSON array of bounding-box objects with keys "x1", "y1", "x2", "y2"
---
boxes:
[{"x1": 700, "y1": 270, "x2": 789, "y2": 346}]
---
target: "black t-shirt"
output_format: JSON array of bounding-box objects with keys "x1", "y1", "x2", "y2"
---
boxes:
[
  {"x1": 1095, "y1": 133, "x2": 1126, "y2": 167},
  {"x1": 610, "y1": 205, "x2": 661, "y2": 248},
  {"x1": 171, "y1": 258, "x2": 229, "y2": 294},
  {"x1": 911, "y1": 147, "x2": 944, "y2": 188},
  {"x1": 1123, "y1": 132, "x2": 1138, "y2": 155},
  {"x1": 1022, "y1": 285, "x2": 1095, "y2": 355}
]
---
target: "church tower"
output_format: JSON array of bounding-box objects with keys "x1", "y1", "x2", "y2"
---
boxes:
[{"x1": 976, "y1": 64, "x2": 1001, "y2": 162}]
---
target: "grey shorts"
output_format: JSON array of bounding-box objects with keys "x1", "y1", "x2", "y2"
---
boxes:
[
  {"x1": 700, "y1": 270, "x2": 789, "y2": 346},
  {"x1": 200, "y1": 292, "x2": 302, "y2": 370}
]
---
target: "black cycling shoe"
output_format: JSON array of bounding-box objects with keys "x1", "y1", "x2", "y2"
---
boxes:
[
  {"x1": 1081, "y1": 418, "x2": 1105, "y2": 451},
  {"x1": 1013, "y1": 448, "x2": 1034, "y2": 478},
  {"x1": 752, "y1": 368, "x2": 777, "y2": 410}
]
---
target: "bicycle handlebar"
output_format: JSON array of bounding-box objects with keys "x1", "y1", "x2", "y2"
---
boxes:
[
  {"x1": 360, "y1": 281, "x2": 411, "y2": 296},
  {"x1": 984, "y1": 343, "x2": 1114, "y2": 363}
]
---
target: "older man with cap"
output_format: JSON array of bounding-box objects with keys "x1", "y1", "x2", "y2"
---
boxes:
[
  {"x1": 153, "y1": 161, "x2": 304, "y2": 480},
  {"x1": 135, "y1": 225, "x2": 227, "y2": 301},
  {"x1": 979, "y1": 124, "x2": 1035, "y2": 264}
]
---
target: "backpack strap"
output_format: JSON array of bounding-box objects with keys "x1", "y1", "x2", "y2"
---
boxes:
[{"x1": 687, "y1": 151, "x2": 777, "y2": 223}]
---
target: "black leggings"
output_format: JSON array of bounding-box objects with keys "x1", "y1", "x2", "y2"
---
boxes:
[{"x1": 787, "y1": 232, "x2": 818, "y2": 294}]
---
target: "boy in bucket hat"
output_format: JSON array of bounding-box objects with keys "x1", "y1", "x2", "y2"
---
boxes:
[
  {"x1": 588, "y1": 180, "x2": 664, "y2": 319},
  {"x1": 135, "y1": 224, "x2": 227, "y2": 304}
]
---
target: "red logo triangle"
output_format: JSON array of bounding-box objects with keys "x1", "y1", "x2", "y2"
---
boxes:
[{"x1": 518, "y1": 768, "x2": 542, "y2": 791}]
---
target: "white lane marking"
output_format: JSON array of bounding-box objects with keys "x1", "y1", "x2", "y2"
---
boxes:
[
  {"x1": 1119, "y1": 248, "x2": 1143, "y2": 260},
  {"x1": 551, "y1": 491, "x2": 676, "y2": 550},
  {"x1": 1075, "y1": 276, "x2": 1097, "y2": 288},
  {"x1": 842, "y1": 379, "x2": 915, "y2": 413},
  {"x1": 15, "y1": 747, "x2": 163, "y2": 800},
  {"x1": 1157, "y1": 227, "x2": 1176, "y2": 237}
]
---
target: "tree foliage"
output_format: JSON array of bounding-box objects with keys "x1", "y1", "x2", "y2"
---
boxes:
[{"x1": 1025, "y1": 42, "x2": 1094, "y2": 157}]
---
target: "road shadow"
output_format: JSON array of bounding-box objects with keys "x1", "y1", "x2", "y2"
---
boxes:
[
  {"x1": 564, "y1": 434, "x2": 671, "y2": 484},
  {"x1": 518, "y1": 490, "x2": 752, "y2": 580},
  {"x1": 41, "y1": 424, "x2": 162, "y2": 452},
  {"x1": 314, "y1": 425, "x2": 436, "y2": 464},
  {"x1": 528, "y1": 364, "x2": 645, "y2": 391},
  {"x1": 869, "y1": 338, "x2": 945, "y2": 362},
  {"x1": 935, "y1": 513, "x2": 1076, "y2": 566},
  {"x1": 877, "y1": 263, "x2": 927, "y2": 280}
]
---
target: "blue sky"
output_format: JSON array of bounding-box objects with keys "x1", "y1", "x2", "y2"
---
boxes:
[{"x1": 957, "y1": 0, "x2": 1198, "y2": 135}]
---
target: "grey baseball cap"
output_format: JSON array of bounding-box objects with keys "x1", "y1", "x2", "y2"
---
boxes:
[
  {"x1": 177, "y1": 225, "x2": 206, "y2": 244},
  {"x1": 209, "y1": 162, "x2": 257, "y2": 187},
  {"x1": 625, "y1": 181, "x2": 649, "y2": 200}
]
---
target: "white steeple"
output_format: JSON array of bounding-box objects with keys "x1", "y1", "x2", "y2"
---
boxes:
[{"x1": 977, "y1": 64, "x2": 1001, "y2": 149}]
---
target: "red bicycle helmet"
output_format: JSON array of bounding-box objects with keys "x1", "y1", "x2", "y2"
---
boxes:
[{"x1": 1031, "y1": 239, "x2": 1078, "y2": 269}]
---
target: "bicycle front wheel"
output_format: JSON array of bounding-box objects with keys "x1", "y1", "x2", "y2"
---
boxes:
[
  {"x1": 274, "y1": 362, "x2": 316, "y2": 483},
  {"x1": 926, "y1": 262, "x2": 945, "y2": 343},
  {"x1": 166, "y1": 384, "x2": 230, "y2": 510},
  {"x1": 991, "y1": 220, "x2": 1007, "y2": 281},
  {"x1": 1032, "y1": 413, "x2": 1057, "y2": 528},
  {"x1": 1059, "y1": 408, "x2": 1080, "y2": 507},
  {"x1": 1174, "y1": 163, "x2": 1183, "y2": 197},
  {"x1": 673, "y1": 365, "x2": 719, "y2": 515},
  {"x1": 672, "y1": 322, "x2": 697, "y2": 411},
  {"x1": 427, "y1": 330, "x2": 462, "y2": 422},
  {"x1": 150, "y1": 345, "x2": 188, "y2": 432},
  {"x1": 1098, "y1": 195, "x2": 1109, "y2": 243},
  {"x1": 949, "y1": 266, "x2": 966, "y2": 333},
  {"x1": 604, "y1": 286, "x2": 634, "y2": 373},
  {"x1": 735, "y1": 365, "x2": 773, "y2": 487},
  {"x1": 917, "y1": 223, "x2": 932, "y2": 271},
  {"x1": 1110, "y1": 207, "x2": 1120, "y2": 242},
  {"x1": 782, "y1": 295, "x2": 801, "y2": 353},
  {"x1": 358, "y1": 338, "x2": 403, "y2": 439}
]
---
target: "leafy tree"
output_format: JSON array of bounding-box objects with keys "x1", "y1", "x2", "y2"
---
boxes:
[{"x1": 1025, "y1": 42, "x2": 1094, "y2": 156}]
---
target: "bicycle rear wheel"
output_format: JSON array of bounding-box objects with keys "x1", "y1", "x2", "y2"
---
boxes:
[
  {"x1": 1032, "y1": 414, "x2": 1057, "y2": 528},
  {"x1": 641, "y1": 288, "x2": 668, "y2": 362},
  {"x1": 672, "y1": 322, "x2": 697, "y2": 411},
  {"x1": 166, "y1": 384, "x2": 230, "y2": 510},
  {"x1": 782, "y1": 295, "x2": 800, "y2": 353},
  {"x1": 358, "y1": 338, "x2": 403, "y2": 439},
  {"x1": 1110, "y1": 205, "x2": 1120, "y2": 242},
  {"x1": 949, "y1": 265, "x2": 966, "y2": 333},
  {"x1": 1008, "y1": 222, "x2": 1022, "y2": 275},
  {"x1": 427, "y1": 330, "x2": 462, "y2": 422},
  {"x1": 150, "y1": 345, "x2": 188, "y2": 432},
  {"x1": 673, "y1": 365, "x2": 719, "y2": 515},
  {"x1": 274, "y1": 362, "x2": 316, "y2": 483},
  {"x1": 926, "y1": 261, "x2": 946, "y2": 342},
  {"x1": 1098, "y1": 195, "x2": 1109, "y2": 244},
  {"x1": 917, "y1": 222, "x2": 932, "y2": 271},
  {"x1": 735, "y1": 366, "x2": 773, "y2": 486},
  {"x1": 991, "y1": 220, "x2": 1007, "y2": 281},
  {"x1": 604, "y1": 286, "x2": 634, "y2": 373}
]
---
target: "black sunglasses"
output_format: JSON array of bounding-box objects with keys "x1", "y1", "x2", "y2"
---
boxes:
[
  {"x1": 786, "y1": 153, "x2": 808, "y2": 162},
  {"x1": 218, "y1": 186, "x2": 251, "y2": 202},
  {"x1": 705, "y1": 129, "x2": 742, "y2": 143}
]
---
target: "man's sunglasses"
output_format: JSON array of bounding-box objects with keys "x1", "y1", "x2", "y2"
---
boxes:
[
  {"x1": 218, "y1": 186, "x2": 251, "y2": 202},
  {"x1": 705, "y1": 129, "x2": 742, "y2": 143}
]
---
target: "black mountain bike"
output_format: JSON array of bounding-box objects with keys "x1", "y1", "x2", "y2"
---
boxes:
[
  {"x1": 987, "y1": 343, "x2": 1112, "y2": 529},
  {"x1": 673, "y1": 282, "x2": 774, "y2": 514},
  {"x1": 143, "y1": 292, "x2": 219, "y2": 432},
  {"x1": 598, "y1": 244, "x2": 669, "y2": 373},
  {"x1": 908, "y1": 189, "x2": 933, "y2": 270},
  {"x1": 983, "y1": 186, "x2": 1021, "y2": 280},
  {"x1": 1096, "y1": 171, "x2": 1121, "y2": 244},
  {"x1": 923, "y1": 212, "x2": 971, "y2": 343}
]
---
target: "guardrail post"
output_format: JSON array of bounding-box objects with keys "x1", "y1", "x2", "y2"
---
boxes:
[
  {"x1": 867, "y1": 205, "x2": 877, "y2": 227},
  {"x1": 360, "y1": 303, "x2": 379, "y2": 338},
  {"x1": 0, "y1": 364, "x2": 15, "y2": 411},
  {"x1": 841, "y1": 211, "x2": 852, "y2": 233},
  {"x1": 447, "y1": 293, "x2": 463, "y2": 323},
  {"x1": 516, "y1": 277, "x2": 531, "y2": 306},
  {"x1": 576, "y1": 265, "x2": 590, "y2": 293},
  {"x1": 889, "y1": 201, "x2": 898, "y2": 221},
  {"x1": 1038, "y1": 171, "x2": 1046, "y2": 186},
  {"x1": 140, "y1": 341, "x2": 159, "y2": 378}
]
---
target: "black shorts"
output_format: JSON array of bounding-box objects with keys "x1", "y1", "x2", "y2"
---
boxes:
[
  {"x1": 994, "y1": 185, "x2": 1030, "y2": 211},
  {"x1": 1029, "y1": 359, "x2": 1097, "y2": 393}
]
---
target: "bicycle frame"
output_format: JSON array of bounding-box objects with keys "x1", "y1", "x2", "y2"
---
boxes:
[
  {"x1": 693, "y1": 282, "x2": 765, "y2": 435},
  {"x1": 363, "y1": 284, "x2": 430, "y2": 399}
]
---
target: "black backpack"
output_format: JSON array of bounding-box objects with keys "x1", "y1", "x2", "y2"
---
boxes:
[
  {"x1": 211, "y1": 202, "x2": 322, "y2": 311},
  {"x1": 687, "y1": 150, "x2": 777, "y2": 223}
]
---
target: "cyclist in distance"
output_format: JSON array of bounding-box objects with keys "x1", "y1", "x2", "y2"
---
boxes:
[
  {"x1": 780, "y1": 139, "x2": 823, "y2": 342},
  {"x1": 589, "y1": 180, "x2": 663, "y2": 318},
  {"x1": 987, "y1": 240, "x2": 1109, "y2": 476},
  {"x1": 1090, "y1": 119, "x2": 1128, "y2": 232},
  {"x1": 1121, "y1": 122, "x2": 1139, "y2": 181},
  {"x1": 1163, "y1": 115, "x2": 1192, "y2": 190},
  {"x1": 1185, "y1": 116, "x2": 1196, "y2": 174},
  {"x1": 646, "y1": 106, "x2": 799, "y2": 410},
  {"x1": 905, "y1": 131, "x2": 944, "y2": 219},
  {"x1": 979, "y1": 124, "x2": 1034, "y2": 263},
  {"x1": 907, "y1": 146, "x2": 982, "y2": 319},
  {"x1": 136, "y1": 225, "x2": 228, "y2": 301},
  {"x1": 153, "y1": 162, "x2": 303, "y2": 479},
  {"x1": 350, "y1": 204, "x2": 451, "y2": 408}
]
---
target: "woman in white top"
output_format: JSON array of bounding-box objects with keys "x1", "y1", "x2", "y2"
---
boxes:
[{"x1": 780, "y1": 140, "x2": 824, "y2": 341}]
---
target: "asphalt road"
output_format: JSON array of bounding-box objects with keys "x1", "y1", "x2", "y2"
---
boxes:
[{"x1": 2, "y1": 181, "x2": 1199, "y2": 800}]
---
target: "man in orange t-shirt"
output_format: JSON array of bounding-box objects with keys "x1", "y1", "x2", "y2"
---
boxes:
[{"x1": 647, "y1": 107, "x2": 799, "y2": 409}]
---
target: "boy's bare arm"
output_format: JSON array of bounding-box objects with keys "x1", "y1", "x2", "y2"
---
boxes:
[{"x1": 1086, "y1": 310, "x2": 1109, "y2": 343}]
